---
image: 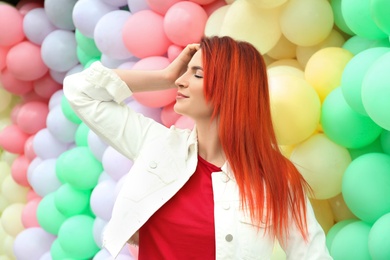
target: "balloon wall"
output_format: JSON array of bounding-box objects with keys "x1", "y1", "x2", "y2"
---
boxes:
[{"x1": 0, "y1": 0, "x2": 390, "y2": 259}]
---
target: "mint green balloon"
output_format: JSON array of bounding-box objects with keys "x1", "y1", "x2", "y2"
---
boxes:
[
  {"x1": 51, "y1": 239, "x2": 69, "y2": 260},
  {"x1": 362, "y1": 51, "x2": 390, "y2": 131},
  {"x1": 380, "y1": 130, "x2": 390, "y2": 155},
  {"x1": 330, "y1": 221, "x2": 371, "y2": 260},
  {"x1": 56, "y1": 147, "x2": 103, "y2": 190},
  {"x1": 37, "y1": 193, "x2": 68, "y2": 235},
  {"x1": 371, "y1": 0, "x2": 390, "y2": 35},
  {"x1": 58, "y1": 215, "x2": 99, "y2": 259},
  {"x1": 61, "y1": 96, "x2": 82, "y2": 124},
  {"x1": 321, "y1": 87, "x2": 382, "y2": 149},
  {"x1": 326, "y1": 219, "x2": 357, "y2": 251},
  {"x1": 54, "y1": 184, "x2": 91, "y2": 217},
  {"x1": 343, "y1": 36, "x2": 390, "y2": 55},
  {"x1": 348, "y1": 136, "x2": 384, "y2": 160},
  {"x1": 330, "y1": 0, "x2": 354, "y2": 35},
  {"x1": 75, "y1": 122, "x2": 90, "y2": 147},
  {"x1": 75, "y1": 29, "x2": 101, "y2": 57},
  {"x1": 342, "y1": 153, "x2": 390, "y2": 224},
  {"x1": 341, "y1": 0, "x2": 387, "y2": 40},
  {"x1": 341, "y1": 47, "x2": 389, "y2": 115},
  {"x1": 368, "y1": 213, "x2": 390, "y2": 259}
]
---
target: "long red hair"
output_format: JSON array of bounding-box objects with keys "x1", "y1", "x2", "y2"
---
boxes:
[{"x1": 200, "y1": 36, "x2": 310, "y2": 241}]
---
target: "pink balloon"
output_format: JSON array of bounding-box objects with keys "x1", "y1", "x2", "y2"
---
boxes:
[
  {"x1": 22, "y1": 198, "x2": 41, "y2": 228},
  {"x1": 11, "y1": 104, "x2": 23, "y2": 124},
  {"x1": 167, "y1": 44, "x2": 183, "y2": 62},
  {"x1": 6, "y1": 41, "x2": 48, "y2": 81},
  {"x1": 0, "y1": 46, "x2": 10, "y2": 70},
  {"x1": 0, "y1": 68, "x2": 34, "y2": 95},
  {"x1": 202, "y1": 0, "x2": 226, "y2": 16},
  {"x1": 175, "y1": 115, "x2": 195, "y2": 129},
  {"x1": 161, "y1": 102, "x2": 181, "y2": 127},
  {"x1": 18, "y1": 2, "x2": 43, "y2": 16},
  {"x1": 21, "y1": 91, "x2": 50, "y2": 103},
  {"x1": 16, "y1": 101, "x2": 49, "y2": 135},
  {"x1": 24, "y1": 135, "x2": 37, "y2": 161},
  {"x1": 0, "y1": 5, "x2": 25, "y2": 47},
  {"x1": 27, "y1": 188, "x2": 41, "y2": 201},
  {"x1": 164, "y1": 1, "x2": 208, "y2": 46},
  {"x1": 33, "y1": 73, "x2": 62, "y2": 99},
  {"x1": 11, "y1": 155, "x2": 31, "y2": 187},
  {"x1": 132, "y1": 56, "x2": 177, "y2": 107},
  {"x1": 0, "y1": 124, "x2": 30, "y2": 154},
  {"x1": 122, "y1": 10, "x2": 171, "y2": 58},
  {"x1": 146, "y1": 0, "x2": 181, "y2": 15}
]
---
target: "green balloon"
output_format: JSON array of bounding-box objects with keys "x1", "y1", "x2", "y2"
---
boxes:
[
  {"x1": 61, "y1": 96, "x2": 82, "y2": 124},
  {"x1": 326, "y1": 219, "x2": 357, "y2": 251},
  {"x1": 321, "y1": 87, "x2": 383, "y2": 149},
  {"x1": 54, "y1": 184, "x2": 91, "y2": 217},
  {"x1": 330, "y1": 221, "x2": 372, "y2": 260},
  {"x1": 56, "y1": 147, "x2": 103, "y2": 190},
  {"x1": 341, "y1": 0, "x2": 387, "y2": 40},
  {"x1": 58, "y1": 215, "x2": 99, "y2": 259},
  {"x1": 51, "y1": 239, "x2": 69, "y2": 260},
  {"x1": 75, "y1": 29, "x2": 101, "y2": 57},
  {"x1": 348, "y1": 136, "x2": 384, "y2": 160},
  {"x1": 343, "y1": 36, "x2": 390, "y2": 55},
  {"x1": 37, "y1": 193, "x2": 68, "y2": 235},
  {"x1": 380, "y1": 130, "x2": 390, "y2": 155},
  {"x1": 371, "y1": 0, "x2": 390, "y2": 35},
  {"x1": 368, "y1": 213, "x2": 390, "y2": 259},
  {"x1": 75, "y1": 122, "x2": 90, "y2": 147},
  {"x1": 330, "y1": 0, "x2": 354, "y2": 35},
  {"x1": 341, "y1": 47, "x2": 390, "y2": 115},
  {"x1": 342, "y1": 153, "x2": 390, "y2": 223}
]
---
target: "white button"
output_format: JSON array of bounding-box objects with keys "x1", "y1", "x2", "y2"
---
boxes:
[
  {"x1": 149, "y1": 161, "x2": 157, "y2": 169},
  {"x1": 225, "y1": 234, "x2": 233, "y2": 242},
  {"x1": 220, "y1": 174, "x2": 230, "y2": 183},
  {"x1": 222, "y1": 202, "x2": 230, "y2": 210}
]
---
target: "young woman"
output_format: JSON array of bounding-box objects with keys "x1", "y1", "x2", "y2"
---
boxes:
[{"x1": 63, "y1": 36, "x2": 331, "y2": 259}]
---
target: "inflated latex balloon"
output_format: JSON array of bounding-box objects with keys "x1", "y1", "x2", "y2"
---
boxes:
[
  {"x1": 368, "y1": 213, "x2": 390, "y2": 259},
  {"x1": 46, "y1": 105, "x2": 78, "y2": 144},
  {"x1": 0, "y1": 87, "x2": 12, "y2": 113},
  {"x1": 0, "y1": 4, "x2": 24, "y2": 47},
  {"x1": 161, "y1": 102, "x2": 181, "y2": 127},
  {"x1": 0, "y1": 68, "x2": 34, "y2": 95},
  {"x1": 266, "y1": 35, "x2": 296, "y2": 60},
  {"x1": 43, "y1": 0, "x2": 74, "y2": 30},
  {"x1": 342, "y1": 0, "x2": 387, "y2": 40},
  {"x1": 23, "y1": 8, "x2": 56, "y2": 45},
  {"x1": 41, "y1": 30, "x2": 78, "y2": 72},
  {"x1": 305, "y1": 47, "x2": 353, "y2": 102},
  {"x1": 75, "y1": 30, "x2": 101, "y2": 58},
  {"x1": 102, "y1": 0, "x2": 127, "y2": 7},
  {"x1": 290, "y1": 134, "x2": 351, "y2": 199},
  {"x1": 146, "y1": 0, "x2": 181, "y2": 15},
  {"x1": 371, "y1": 0, "x2": 390, "y2": 35},
  {"x1": 341, "y1": 47, "x2": 389, "y2": 116},
  {"x1": 280, "y1": 0, "x2": 333, "y2": 47},
  {"x1": 343, "y1": 35, "x2": 390, "y2": 56},
  {"x1": 36, "y1": 193, "x2": 67, "y2": 235},
  {"x1": 54, "y1": 183, "x2": 91, "y2": 217},
  {"x1": 75, "y1": 122, "x2": 89, "y2": 147},
  {"x1": 0, "y1": 124, "x2": 30, "y2": 154},
  {"x1": 348, "y1": 136, "x2": 384, "y2": 160},
  {"x1": 1, "y1": 203, "x2": 24, "y2": 236},
  {"x1": 202, "y1": 0, "x2": 227, "y2": 16},
  {"x1": 268, "y1": 73, "x2": 321, "y2": 146},
  {"x1": 92, "y1": 218, "x2": 107, "y2": 248},
  {"x1": 0, "y1": 45, "x2": 9, "y2": 70},
  {"x1": 94, "y1": 10, "x2": 133, "y2": 60},
  {"x1": 362, "y1": 51, "x2": 390, "y2": 131},
  {"x1": 204, "y1": 5, "x2": 230, "y2": 37},
  {"x1": 381, "y1": 130, "x2": 390, "y2": 155},
  {"x1": 33, "y1": 73, "x2": 62, "y2": 99},
  {"x1": 1, "y1": 175, "x2": 29, "y2": 204},
  {"x1": 72, "y1": 0, "x2": 117, "y2": 38},
  {"x1": 309, "y1": 199, "x2": 334, "y2": 233},
  {"x1": 330, "y1": 0, "x2": 354, "y2": 35},
  {"x1": 28, "y1": 159, "x2": 62, "y2": 197},
  {"x1": 33, "y1": 128, "x2": 70, "y2": 159},
  {"x1": 21, "y1": 198, "x2": 40, "y2": 228},
  {"x1": 342, "y1": 153, "x2": 390, "y2": 224},
  {"x1": 87, "y1": 130, "x2": 108, "y2": 162},
  {"x1": 61, "y1": 96, "x2": 82, "y2": 124},
  {"x1": 90, "y1": 179, "x2": 116, "y2": 221},
  {"x1": 102, "y1": 146, "x2": 133, "y2": 181},
  {"x1": 246, "y1": 0, "x2": 286, "y2": 9},
  {"x1": 219, "y1": 0, "x2": 281, "y2": 53},
  {"x1": 328, "y1": 194, "x2": 357, "y2": 222},
  {"x1": 123, "y1": 10, "x2": 171, "y2": 58},
  {"x1": 11, "y1": 155, "x2": 30, "y2": 187},
  {"x1": 13, "y1": 227, "x2": 55, "y2": 260},
  {"x1": 296, "y1": 30, "x2": 346, "y2": 68},
  {"x1": 321, "y1": 88, "x2": 382, "y2": 149},
  {"x1": 127, "y1": 0, "x2": 150, "y2": 13},
  {"x1": 16, "y1": 101, "x2": 49, "y2": 135},
  {"x1": 326, "y1": 219, "x2": 357, "y2": 252}
]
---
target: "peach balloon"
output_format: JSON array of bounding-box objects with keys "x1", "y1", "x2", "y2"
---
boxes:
[
  {"x1": 1, "y1": 203, "x2": 25, "y2": 237},
  {"x1": 219, "y1": 0, "x2": 281, "y2": 53},
  {"x1": 6, "y1": 41, "x2": 48, "y2": 81},
  {"x1": 290, "y1": 133, "x2": 352, "y2": 199},
  {"x1": 205, "y1": 5, "x2": 230, "y2": 37},
  {"x1": 268, "y1": 73, "x2": 321, "y2": 145},
  {"x1": 16, "y1": 102, "x2": 49, "y2": 135},
  {"x1": 0, "y1": 69, "x2": 34, "y2": 95},
  {"x1": 146, "y1": 0, "x2": 181, "y2": 15},
  {"x1": 167, "y1": 45, "x2": 183, "y2": 62},
  {"x1": 21, "y1": 198, "x2": 41, "y2": 228},
  {"x1": 24, "y1": 135, "x2": 36, "y2": 161},
  {"x1": 0, "y1": 5, "x2": 24, "y2": 47},
  {"x1": 33, "y1": 73, "x2": 62, "y2": 99},
  {"x1": 280, "y1": 0, "x2": 334, "y2": 46},
  {"x1": 11, "y1": 155, "x2": 30, "y2": 187},
  {"x1": 0, "y1": 124, "x2": 30, "y2": 154},
  {"x1": 305, "y1": 47, "x2": 353, "y2": 102}
]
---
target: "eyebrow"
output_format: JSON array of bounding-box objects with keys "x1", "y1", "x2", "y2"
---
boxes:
[{"x1": 190, "y1": 65, "x2": 203, "y2": 71}]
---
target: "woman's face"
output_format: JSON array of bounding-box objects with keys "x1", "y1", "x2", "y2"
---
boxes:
[{"x1": 173, "y1": 50, "x2": 213, "y2": 120}]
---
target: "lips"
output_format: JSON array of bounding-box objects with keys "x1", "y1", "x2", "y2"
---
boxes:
[{"x1": 177, "y1": 92, "x2": 189, "y2": 98}]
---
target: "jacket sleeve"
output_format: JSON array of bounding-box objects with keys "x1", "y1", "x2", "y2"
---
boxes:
[
  {"x1": 281, "y1": 198, "x2": 333, "y2": 260},
  {"x1": 63, "y1": 61, "x2": 168, "y2": 160}
]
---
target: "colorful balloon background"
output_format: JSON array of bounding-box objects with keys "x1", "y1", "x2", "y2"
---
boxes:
[{"x1": 0, "y1": 0, "x2": 390, "y2": 259}]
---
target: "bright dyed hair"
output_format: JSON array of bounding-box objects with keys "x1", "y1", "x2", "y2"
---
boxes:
[{"x1": 200, "y1": 36, "x2": 310, "y2": 241}]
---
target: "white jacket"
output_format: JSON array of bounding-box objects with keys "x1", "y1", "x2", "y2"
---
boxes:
[{"x1": 63, "y1": 62, "x2": 332, "y2": 260}]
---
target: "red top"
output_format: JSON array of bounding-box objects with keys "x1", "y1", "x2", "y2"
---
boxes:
[{"x1": 138, "y1": 155, "x2": 220, "y2": 260}]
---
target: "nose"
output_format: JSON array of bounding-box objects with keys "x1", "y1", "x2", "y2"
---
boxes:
[{"x1": 175, "y1": 72, "x2": 188, "y2": 88}]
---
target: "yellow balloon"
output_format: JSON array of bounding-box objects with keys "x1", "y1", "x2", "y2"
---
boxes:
[
  {"x1": 0, "y1": 152, "x2": 18, "y2": 167},
  {"x1": 1, "y1": 176, "x2": 28, "y2": 204},
  {"x1": 268, "y1": 59, "x2": 302, "y2": 70},
  {"x1": 1, "y1": 203, "x2": 25, "y2": 237},
  {"x1": 290, "y1": 133, "x2": 352, "y2": 199},
  {"x1": 271, "y1": 240, "x2": 286, "y2": 260},
  {"x1": 266, "y1": 35, "x2": 297, "y2": 60},
  {"x1": 2, "y1": 235, "x2": 15, "y2": 259},
  {"x1": 0, "y1": 88, "x2": 12, "y2": 113},
  {"x1": 296, "y1": 29, "x2": 346, "y2": 68},
  {"x1": 269, "y1": 74, "x2": 321, "y2": 145},
  {"x1": 280, "y1": 0, "x2": 334, "y2": 46},
  {"x1": 278, "y1": 144, "x2": 295, "y2": 158},
  {"x1": 0, "y1": 256, "x2": 12, "y2": 260},
  {"x1": 0, "y1": 117, "x2": 11, "y2": 133},
  {"x1": 304, "y1": 47, "x2": 353, "y2": 102},
  {"x1": 219, "y1": 0, "x2": 282, "y2": 53},
  {"x1": 0, "y1": 161, "x2": 10, "y2": 185},
  {"x1": 328, "y1": 193, "x2": 358, "y2": 222},
  {"x1": 0, "y1": 196, "x2": 8, "y2": 215},
  {"x1": 225, "y1": 0, "x2": 235, "y2": 4},
  {"x1": 263, "y1": 54, "x2": 276, "y2": 66},
  {"x1": 309, "y1": 198, "x2": 335, "y2": 234},
  {"x1": 205, "y1": 5, "x2": 231, "y2": 37},
  {"x1": 268, "y1": 65, "x2": 304, "y2": 79},
  {"x1": 246, "y1": 0, "x2": 287, "y2": 9}
]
